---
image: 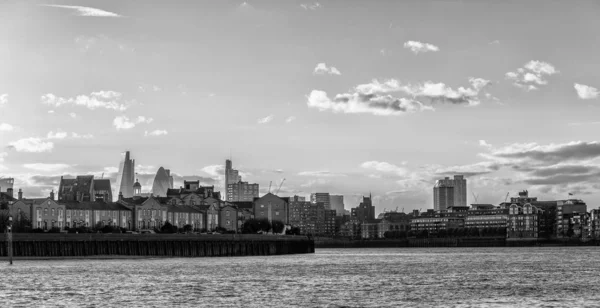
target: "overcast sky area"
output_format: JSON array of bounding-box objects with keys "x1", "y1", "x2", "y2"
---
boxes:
[{"x1": 1, "y1": 0, "x2": 599, "y2": 214}]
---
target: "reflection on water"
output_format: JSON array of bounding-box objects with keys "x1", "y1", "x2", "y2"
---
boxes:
[{"x1": 2, "y1": 247, "x2": 600, "y2": 307}]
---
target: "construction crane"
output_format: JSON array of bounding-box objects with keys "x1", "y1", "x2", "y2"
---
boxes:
[
  {"x1": 472, "y1": 192, "x2": 479, "y2": 203},
  {"x1": 275, "y1": 178, "x2": 286, "y2": 195},
  {"x1": 504, "y1": 192, "x2": 510, "y2": 202}
]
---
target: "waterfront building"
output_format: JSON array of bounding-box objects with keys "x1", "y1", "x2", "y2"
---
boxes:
[
  {"x1": 25, "y1": 198, "x2": 66, "y2": 230},
  {"x1": 151, "y1": 167, "x2": 174, "y2": 197},
  {"x1": 589, "y1": 209, "x2": 600, "y2": 239},
  {"x1": 410, "y1": 216, "x2": 464, "y2": 233},
  {"x1": 253, "y1": 193, "x2": 289, "y2": 224},
  {"x1": 118, "y1": 196, "x2": 167, "y2": 230},
  {"x1": 219, "y1": 203, "x2": 238, "y2": 232},
  {"x1": 361, "y1": 219, "x2": 381, "y2": 238},
  {"x1": 464, "y1": 207, "x2": 509, "y2": 229},
  {"x1": 330, "y1": 195, "x2": 345, "y2": 216},
  {"x1": 64, "y1": 201, "x2": 133, "y2": 230},
  {"x1": 311, "y1": 192, "x2": 331, "y2": 210},
  {"x1": 164, "y1": 204, "x2": 203, "y2": 230},
  {"x1": 507, "y1": 203, "x2": 542, "y2": 239},
  {"x1": 115, "y1": 151, "x2": 135, "y2": 199},
  {"x1": 433, "y1": 175, "x2": 466, "y2": 211},
  {"x1": 556, "y1": 199, "x2": 587, "y2": 238},
  {"x1": 57, "y1": 175, "x2": 113, "y2": 202}
]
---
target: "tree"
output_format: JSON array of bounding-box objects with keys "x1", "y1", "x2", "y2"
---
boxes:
[
  {"x1": 161, "y1": 221, "x2": 177, "y2": 233},
  {"x1": 286, "y1": 227, "x2": 301, "y2": 235},
  {"x1": 241, "y1": 218, "x2": 272, "y2": 234},
  {"x1": 183, "y1": 224, "x2": 193, "y2": 232},
  {"x1": 271, "y1": 220, "x2": 285, "y2": 234}
]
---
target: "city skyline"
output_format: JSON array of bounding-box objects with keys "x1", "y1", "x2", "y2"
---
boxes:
[{"x1": 1, "y1": 1, "x2": 600, "y2": 214}]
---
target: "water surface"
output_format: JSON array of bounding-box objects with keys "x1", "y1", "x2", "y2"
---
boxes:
[{"x1": 1, "y1": 247, "x2": 599, "y2": 307}]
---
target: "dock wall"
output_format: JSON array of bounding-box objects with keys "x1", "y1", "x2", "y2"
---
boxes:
[{"x1": 0, "y1": 234, "x2": 314, "y2": 258}]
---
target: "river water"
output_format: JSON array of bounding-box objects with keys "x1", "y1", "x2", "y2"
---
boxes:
[{"x1": 1, "y1": 247, "x2": 599, "y2": 307}]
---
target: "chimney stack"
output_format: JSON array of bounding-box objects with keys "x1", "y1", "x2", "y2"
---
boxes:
[
  {"x1": 18, "y1": 188, "x2": 23, "y2": 200},
  {"x1": 7, "y1": 187, "x2": 13, "y2": 198},
  {"x1": 50, "y1": 189, "x2": 55, "y2": 200},
  {"x1": 118, "y1": 191, "x2": 123, "y2": 201}
]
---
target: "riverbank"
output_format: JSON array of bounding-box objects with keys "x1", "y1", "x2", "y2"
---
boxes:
[
  {"x1": 314, "y1": 237, "x2": 600, "y2": 248},
  {"x1": 0, "y1": 234, "x2": 315, "y2": 258}
]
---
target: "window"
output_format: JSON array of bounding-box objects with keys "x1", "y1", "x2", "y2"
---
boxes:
[
  {"x1": 226, "y1": 220, "x2": 230, "y2": 225},
  {"x1": 44, "y1": 208, "x2": 48, "y2": 216},
  {"x1": 275, "y1": 211, "x2": 279, "y2": 216},
  {"x1": 226, "y1": 211, "x2": 230, "y2": 217}
]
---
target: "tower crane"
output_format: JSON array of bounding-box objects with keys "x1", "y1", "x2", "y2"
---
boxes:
[
  {"x1": 275, "y1": 178, "x2": 286, "y2": 195},
  {"x1": 504, "y1": 192, "x2": 510, "y2": 202},
  {"x1": 472, "y1": 192, "x2": 479, "y2": 203}
]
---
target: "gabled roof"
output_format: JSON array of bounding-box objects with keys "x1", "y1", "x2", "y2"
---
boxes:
[
  {"x1": 165, "y1": 204, "x2": 202, "y2": 213},
  {"x1": 62, "y1": 201, "x2": 131, "y2": 211},
  {"x1": 231, "y1": 201, "x2": 254, "y2": 209},
  {"x1": 93, "y1": 179, "x2": 112, "y2": 191},
  {"x1": 120, "y1": 196, "x2": 150, "y2": 205}
]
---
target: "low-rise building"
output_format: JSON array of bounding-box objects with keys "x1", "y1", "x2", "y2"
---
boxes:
[
  {"x1": 507, "y1": 203, "x2": 542, "y2": 239},
  {"x1": 410, "y1": 216, "x2": 464, "y2": 233},
  {"x1": 253, "y1": 193, "x2": 289, "y2": 224},
  {"x1": 219, "y1": 204, "x2": 238, "y2": 232}
]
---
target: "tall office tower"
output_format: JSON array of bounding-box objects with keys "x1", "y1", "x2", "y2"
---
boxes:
[
  {"x1": 329, "y1": 195, "x2": 345, "y2": 216},
  {"x1": 311, "y1": 192, "x2": 331, "y2": 210},
  {"x1": 452, "y1": 175, "x2": 467, "y2": 207},
  {"x1": 151, "y1": 167, "x2": 174, "y2": 197},
  {"x1": 225, "y1": 159, "x2": 241, "y2": 188},
  {"x1": 225, "y1": 159, "x2": 257, "y2": 202},
  {"x1": 433, "y1": 175, "x2": 466, "y2": 211},
  {"x1": 115, "y1": 151, "x2": 135, "y2": 199}
]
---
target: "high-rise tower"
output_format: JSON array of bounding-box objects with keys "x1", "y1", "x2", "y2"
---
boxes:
[
  {"x1": 224, "y1": 159, "x2": 258, "y2": 202},
  {"x1": 115, "y1": 151, "x2": 135, "y2": 200},
  {"x1": 433, "y1": 175, "x2": 467, "y2": 211}
]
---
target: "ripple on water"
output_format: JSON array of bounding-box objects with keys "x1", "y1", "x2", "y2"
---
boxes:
[{"x1": 2, "y1": 247, "x2": 600, "y2": 307}]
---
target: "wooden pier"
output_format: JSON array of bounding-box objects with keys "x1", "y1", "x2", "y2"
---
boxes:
[{"x1": 0, "y1": 234, "x2": 314, "y2": 258}]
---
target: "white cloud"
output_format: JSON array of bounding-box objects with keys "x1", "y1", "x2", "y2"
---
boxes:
[
  {"x1": 113, "y1": 116, "x2": 135, "y2": 130},
  {"x1": 71, "y1": 133, "x2": 94, "y2": 139},
  {"x1": 489, "y1": 40, "x2": 500, "y2": 45},
  {"x1": 285, "y1": 116, "x2": 296, "y2": 123},
  {"x1": 104, "y1": 166, "x2": 119, "y2": 173},
  {"x1": 307, "y1": 90, "x2": 432, "y2": 116},
  {"x1": 403, "y1": 41, "x2": 439, "y2": 54},
  {"x1": 41, "y1": 91, "x2": 128, "y2": 111},
  {"x1": 113, "y1": 115, "x2": 154, "y2": 130},
  {"x1": 0, "y1": 123, "x2": 14, "y2": 131},
  {"x1": 40, "y1": 4, "x2": 122, "y2": 17},
  {"x1": 48, "y1": 110, "x2": 55, "y2": 114},
  {"x1": 479, "y1": 140, "x2": 492, "y2": 148},
  {"x1": 144, "y1": 130, "x2": 168, "y2": 137},
  {"x1": 314, "y1": 63, "x2": 341, "y2": 75},
  {"x1": 0, "y1": 152, "x2": 7, "y2": 162},
  {"x1": 46, "y1": 131, "x2": 68, "y2": 139},
  {"x1": 138, "y1": 84, "x2": 162, "y2": 92},
  {"x1": 0, "y1": 94, "x2": 7, "y2": 106},
  {"x1": 300, "y1": 2, "x2": 322, "y2": 10},
  {"x1": 506, "y1": 60, "x2": 558, "y2": 90},
  {"x1": 469, "y1": 77, "x2": 491, "y2": 90},
  {"x1": 201, "y1": 165, "x2": 225, "y2": 180},
  {"x1": 8, "y1": 138, "x2": 54, "y2": 153},
  {"x1": 360, "y1": 161, "x2": 407, "y2": 176},
  {"x1": 136, "y1": 116, "x2": 154, "y2": 124},
  {"x1": 574, "y1": 83, "x2": 599, "y2": 100},
  {"x1": 297, "y1": 170, "x2": 346, "y2": 177},
  {"x1": 69, "y1": 112, "x2": 77, "y2": 118},
  {"x1": 23, "y1": 163, "x2": 72, "y2": 172},
  {"x1": 257, "y1": 115, "x2": 274, "y2": 124}
]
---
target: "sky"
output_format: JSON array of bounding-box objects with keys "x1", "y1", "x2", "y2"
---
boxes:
[{"x1": 1, "y1": 0, "x2": 600, "y2": 214}]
